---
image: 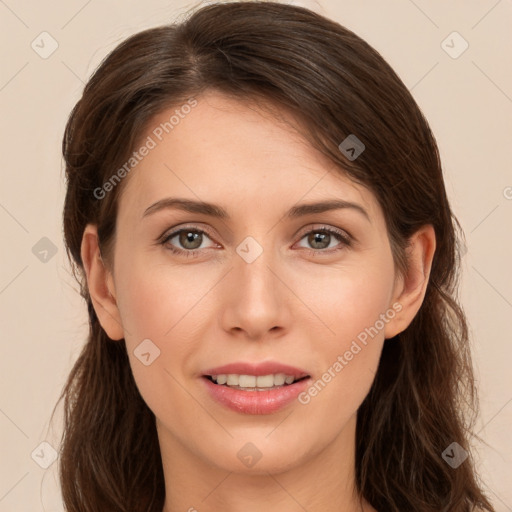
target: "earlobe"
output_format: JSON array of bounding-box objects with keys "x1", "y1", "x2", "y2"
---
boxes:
[
  {"x1": 80, "y1": 224, "x2": 124, "y2": 340},
  {"x1": 384, "y1": 225, "x2": 436, "y2": 339}
]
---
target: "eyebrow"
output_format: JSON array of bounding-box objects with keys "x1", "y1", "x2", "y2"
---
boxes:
[{"x1": 142, "y1": 197, "x2": 370, "y2": 222}]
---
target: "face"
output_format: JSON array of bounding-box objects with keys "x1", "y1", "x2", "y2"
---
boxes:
[{"x1": 102, "y1": 91, "x2": 406, "y2": 474}]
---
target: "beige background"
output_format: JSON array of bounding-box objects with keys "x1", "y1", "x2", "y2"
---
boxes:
[{"x1": 1, "y1": 0, "x2": 511, "y2": 510}]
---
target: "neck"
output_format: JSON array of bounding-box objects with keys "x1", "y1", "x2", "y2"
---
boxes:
[{"x1": 159, "y1": 414, "x2": 375, "y2": 512}]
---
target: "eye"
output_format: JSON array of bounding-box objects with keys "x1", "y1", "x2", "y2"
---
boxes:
[
  {"x1": 295, "y1": 226, "x2": 352, "y2": 253},
  {"x1": 158, "y1": 224, "x2": 352, "y2": 258},
  {"x1": 160, "y1": 226, "x2": 218, "y2": 257}
]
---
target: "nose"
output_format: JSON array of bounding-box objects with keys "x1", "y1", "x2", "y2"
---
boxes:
[{"x1": 219, "y1": 239, "x2": 292, "y2": 341}]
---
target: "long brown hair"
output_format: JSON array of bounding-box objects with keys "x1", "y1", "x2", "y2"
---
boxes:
[{"x1": 55, "y1": 1, "x2": 494, "y2": 510}]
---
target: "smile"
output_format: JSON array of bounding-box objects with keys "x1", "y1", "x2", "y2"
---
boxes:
[{"x1": 206, "y1": 373, "x2": 308, "y2": 390}]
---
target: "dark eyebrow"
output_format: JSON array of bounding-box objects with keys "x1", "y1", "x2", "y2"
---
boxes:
[
  {"x1": 143, "y1": 198, "x2": 230, "y2": 219},
  {"x1": 286, "y1": 199, "x2": 370, "y2": 222},
  {"x1": 142, "y1": 197, "x2": 370, "y2": 222}
]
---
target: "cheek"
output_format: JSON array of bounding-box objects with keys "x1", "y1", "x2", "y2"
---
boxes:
[
  {"x1": 298, "y1": 257, "x2": 395, "y2": 343},
  {"x1": 114, "y1": 256, "x2": 211, "y2": 341},
  {"x1": 112, "y1": 256, "x2": 216, "y2": 397},
  {"x1": 113, "y1": 265, "x2": 197, "y2": 422},
  {"x1": 296, "y1": 303, "x2": 386, "y2": 444},
  {"x1": 294, "y1": 260, "x2": 394, "y2": 416}
]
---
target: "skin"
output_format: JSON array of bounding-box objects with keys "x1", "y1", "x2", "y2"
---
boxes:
[{"x1": 81, "y1": 91, "x2": 436, "y2": 512}]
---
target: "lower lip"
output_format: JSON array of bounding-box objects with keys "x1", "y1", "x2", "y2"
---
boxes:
[{"x1": 202, "y1": 376, "x2": 311, "y2": 415}]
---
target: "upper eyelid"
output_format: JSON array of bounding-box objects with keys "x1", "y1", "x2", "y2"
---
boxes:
[{"x1": 161, "y1": 224, "x2": 216, "y2": 242}]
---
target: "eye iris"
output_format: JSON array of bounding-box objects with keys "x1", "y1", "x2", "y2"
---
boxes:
[
  {"x1": 309, "y1": 231, "x2": 329, "y2": 249},
  {"x1": 179, "y1": 230, "x2": 202, "y2": 249}
]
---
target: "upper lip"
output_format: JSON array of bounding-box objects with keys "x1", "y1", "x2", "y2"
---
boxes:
[{"x1": 202, "y1": 361, "x2": 310, "y2": 379}]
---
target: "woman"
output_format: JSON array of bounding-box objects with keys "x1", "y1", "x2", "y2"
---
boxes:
[{"x1": 55, "y1": 1, "x2": 495, "y2": 510}]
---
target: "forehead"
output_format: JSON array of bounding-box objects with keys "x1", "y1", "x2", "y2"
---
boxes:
[{"x1": 117, "y1": 91, "x2": 377, "y2": 222}]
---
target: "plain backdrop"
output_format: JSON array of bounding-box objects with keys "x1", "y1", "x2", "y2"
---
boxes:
[{"x1": 0, "y1": 0, "x2": 511, "y2": 510}]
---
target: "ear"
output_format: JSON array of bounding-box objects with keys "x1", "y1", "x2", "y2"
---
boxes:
[
  {"x1": 80, "y1": 224, "x2": 124, "y2": 340},
  {"x1": 384, "y1": 224, "x2": 436, "y2": 339}
]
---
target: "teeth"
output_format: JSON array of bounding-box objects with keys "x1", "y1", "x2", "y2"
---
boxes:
[
  {"x1": 210, "y1": 373, "x2": 300, "y2": 389},
  {"x1": 216, "y1": 374, "x2": 228, "y2": 385},
  {"x1": 226, "y1": 374, "x2": 239, "y2": 386}
]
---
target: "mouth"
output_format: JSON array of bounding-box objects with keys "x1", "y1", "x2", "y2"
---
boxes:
[
  {"x1": 201, "y1": 371, "x2": 312, "y2": 414},
  {"x1": 200, "y1": 362, "x2": 312, "y2": 413},
  {"x1": 202, "y1": 373, "x2": 310, "y2": 391}
]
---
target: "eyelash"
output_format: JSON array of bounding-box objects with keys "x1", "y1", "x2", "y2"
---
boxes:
[{"x1": 158, "y1": 224, "x2": 353, "y2": 258}]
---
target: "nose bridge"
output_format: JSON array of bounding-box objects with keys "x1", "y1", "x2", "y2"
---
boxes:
[
  {"x1": 235, "y1": 234, "x2": 279, "y2": 302},
  {"x1": 223, "y1": 233, "x2": 286, "y2": 336}
]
